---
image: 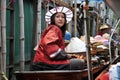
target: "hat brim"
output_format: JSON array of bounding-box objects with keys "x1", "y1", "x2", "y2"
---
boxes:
[
  {"x1": 45, "y1": 6, "x2": 73, "y2": 23},
  {"x1": 100, "y1": 24, "x2": 109, "y2": 30}
]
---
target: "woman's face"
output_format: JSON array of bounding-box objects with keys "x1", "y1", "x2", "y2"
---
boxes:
[{"x1": 54, "y1": 12, "x2": 65, "y2": 27}]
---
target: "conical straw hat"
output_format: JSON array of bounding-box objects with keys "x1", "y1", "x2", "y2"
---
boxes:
[{"x1": 100, "y1": 24, "x2": 109, "y2": 30}]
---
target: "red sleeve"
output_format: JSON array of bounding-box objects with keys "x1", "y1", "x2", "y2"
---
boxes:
[
  {"x1": 43, "y1": 29, "x2": 59, "y2": 44},
  {"x1": 41, "y1": 27, "x2": 62, "y2": 57}
]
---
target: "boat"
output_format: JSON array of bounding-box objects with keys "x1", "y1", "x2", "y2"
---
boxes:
[{"x1": 95, "y1": 56, "x2": 120, "y2": 80}]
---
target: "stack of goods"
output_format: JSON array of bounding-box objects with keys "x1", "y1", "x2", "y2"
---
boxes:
[
  {"x1": 65, "y1": 37, "x2": 86, "y2": 61},
  {"x1": 65, "y1": 37, "x2": 86, "y2": 53},
  {"x1": 80, "y1": 35, "x2": 108, "y2": 54}
]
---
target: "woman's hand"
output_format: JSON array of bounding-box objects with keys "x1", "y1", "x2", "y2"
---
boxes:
[{"x1": 67, "y1": 54, "x2": 77, "y2": 59}]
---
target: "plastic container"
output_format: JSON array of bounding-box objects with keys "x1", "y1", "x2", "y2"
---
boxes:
[
  {"x1": 64, "y1": 31, "x2": 71, "y2": 41},
  {"x1": 109, "y1": 62, "x2": 120, "y2": 80}
]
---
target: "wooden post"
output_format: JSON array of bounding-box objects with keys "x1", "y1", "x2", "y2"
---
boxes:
[
  {"x1": 67, "y1": 0, "x2": 73, "y2": 34},
  {"x1": 18, "y1": 0, "x2": 25, "y2": 71},
  {"x1": 0, "y1": 11, "x2": 1, "y2": 48},
  {"x1": 83, "y1": 0, "x2": 93, "y2": 80},
  {"x1": 0, "y1": 10, "x2": 2, "y2": 71},
  {"x1": 74, "y1": 0, "x2": 77, "y2": 37},
  {"x1": 36, "y1": 0, "x2": 42, "y2": 43},
  {"x1": 109, "y1": 19, "x2": 120, "y2": 64}
]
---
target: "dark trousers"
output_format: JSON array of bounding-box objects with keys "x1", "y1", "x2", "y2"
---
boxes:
[{"x1": 31, "y1": 59, "x2": 84, "y2": 71}]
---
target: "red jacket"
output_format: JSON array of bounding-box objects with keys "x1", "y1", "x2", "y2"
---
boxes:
[{"x1": 33, "y1": 25, "x2": 69, "y2": 64}]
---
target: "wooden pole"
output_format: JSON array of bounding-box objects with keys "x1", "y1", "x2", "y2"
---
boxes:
[
  {"x1": 45, "y1": 0, "x2": 50, "y2": 27},
  {"x1": 0, "y1": 10, "x2": 1, "y2": 48},
  {"x1": 68, "y1": 0, "x2": 72, "y2": 33},
  {"x1": 18, "y1": 0, "x2": 25, "y2": 71},
  {"x1": 36, "y1": 0, "x2": 42, "y2": 43},
  {"x1": 0, "y1": 7, "x2": 1, "y2": 48},
  {"x1": 74, "y1": 0, "x2": 77, "y2": 37},
  {"x1": 83, "y1": 0, "x2": 93, "y2": 80},
  {"x1": 109, "y1": 18, "x2": 120, "y2": 64},
  {"x1": 1, "y1": 0, "x2": 7, "y2": 74}
]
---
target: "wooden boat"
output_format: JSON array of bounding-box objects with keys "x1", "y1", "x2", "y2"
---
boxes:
[
  {"x1": 95, "y1": 56, "x2": 120, "y2": 80},
  {"x1": 14, "y1": 63, "x2": 108, "y2": 80},
  {"x1": 14, "y1": 43, "x2": 109, "y2": 80},
  {"x1": 14, "y1": 53, "x2": 109, "y2": 80}
]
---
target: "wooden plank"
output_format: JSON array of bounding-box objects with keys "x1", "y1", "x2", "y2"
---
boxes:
[
  {"x1": 14, "y1": 65, "x2": 107, "y2": 80},
  {"x1": 14, "y1": 70, "x2": 82, "y2": 80}
]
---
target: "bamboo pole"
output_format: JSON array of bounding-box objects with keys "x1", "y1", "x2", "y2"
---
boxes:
[
  {"x1": 36, "y1": 0, "x2": 42, "y2": 43},
  {"x1": 45, "y1": 0, "x2": 50, "y2": 27},
  {"x1": 83, "y1": 0, "x2": 93, "y2": 80},
  {"x1": 0, "y1": 7, "x2": 1, "y2": 48},
  {"x1": 74, "y1": 0, "x2": 77, "y2": 37},
  {"x1": 18, "y1": 0, "x2": 25, "y2": 71},
  {"x1": 0, "y1": 12, "x2": 1, "y2": 48},
  {"x1": 67, "y1": 0, "x2": 72, "y2": 33},
  {"x1": 1, "y1": 0, "x2": 7, "y2": 74},
  {"x1": 109, "y1": 18, "x2": 120, "y2": 64}
]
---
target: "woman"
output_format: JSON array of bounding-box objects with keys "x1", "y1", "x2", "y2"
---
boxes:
[
  {"x1": 31, "y1": 6, "x2": 84, "y2": 71},
  {"x1": 97, "y1": 24, "x2": 111, "y2": 36}
]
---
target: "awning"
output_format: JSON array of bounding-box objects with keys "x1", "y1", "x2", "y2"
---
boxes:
[{"x1": 104, "y1": 0, "x2": 120, "y2": 18}]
